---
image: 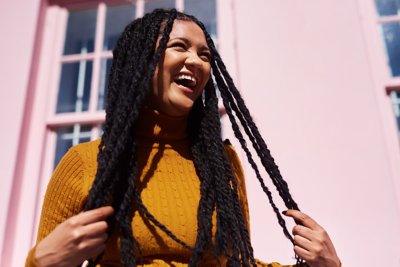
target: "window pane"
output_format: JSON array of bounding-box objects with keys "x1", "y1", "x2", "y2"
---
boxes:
[
  {"x1": 144, "y1": 0, "x2": 175, "y2": 14},
  {"x1": 103, "y1": 4, "x2": 136, "y2": 51},
  {"x1": 390, "y1": 91, "x2": 400, "y2": 133},
  {"x1": 185, "y1": 0, "x2": 217, "y2": 37},
  {"x1": 54, "y1": 124, "x2": 92, "y2": 168},
  {"x1": 56, "y1": 61, "x2": 93, "y2": 113},
  {"x1": 98, "y1": 58, "x2": 113, "y2": 110},
  {"x1": 64, "y1": 9, "x2": 97, "y2": 55},
  {"x1": 375, "y1": 0, "x2": 400, "y2": 16},
  {"x1": 380, "y1": 22, "x2": 400, "y2": 77},
  {"x1": 98, "y1": 123, "x2": 105, "y2": 137}
]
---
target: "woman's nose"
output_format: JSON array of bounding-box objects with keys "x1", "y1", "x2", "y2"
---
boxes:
[{"x1": 185, "y1": 53, "x2": 203, "y2": 68}]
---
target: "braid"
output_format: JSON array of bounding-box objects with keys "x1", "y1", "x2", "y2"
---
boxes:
[
  {"x1": 84, "y1": 8, "x2": 304, "y2": 267},
  {"x1": 199, "y1": 25, "x2": 304, "y2": 265},
  {"x1": 188, "y1": 80, "x2": 257, "y2": 266},
  {"x1": 85, "y1": 9, "x2": 195, "y2": 267}
]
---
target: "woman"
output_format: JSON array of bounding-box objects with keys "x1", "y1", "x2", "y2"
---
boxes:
[{"x1": 26, "y1": 9, "x2": 340, "y2": 267}]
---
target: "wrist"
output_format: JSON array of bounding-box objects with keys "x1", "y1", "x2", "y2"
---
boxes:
[{"x1": 34, "y1": 242, "x2": 55, "y2": 267}]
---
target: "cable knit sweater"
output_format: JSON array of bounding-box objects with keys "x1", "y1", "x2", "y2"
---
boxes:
[{"x1": 25, "y1": 109, "x2": 294, "y2": 267}]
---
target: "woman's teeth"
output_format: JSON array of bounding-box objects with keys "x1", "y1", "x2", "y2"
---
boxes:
[{"x1": 175, "y1": 74, "x2": 197, "y2": 88}]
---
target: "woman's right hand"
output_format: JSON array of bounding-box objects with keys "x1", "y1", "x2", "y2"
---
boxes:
[{"x1": 34, "y1": 206, "x2": 114, "y2": 267}]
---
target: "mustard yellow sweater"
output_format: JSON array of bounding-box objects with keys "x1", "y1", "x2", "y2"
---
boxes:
[{"x1": 26, "y1": 109, "x2": 295, "y2": 267}]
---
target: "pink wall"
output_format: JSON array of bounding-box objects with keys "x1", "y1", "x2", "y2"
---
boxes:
[
  {"x1": 0, "y1": 0, "x2": 42, "y2": 264},
  {"x1": 226, "y1": 0, "x2": 400, "y2": 266},
  {"x1": 1, "y1": 0, "x2": 400, "y2": 266}
]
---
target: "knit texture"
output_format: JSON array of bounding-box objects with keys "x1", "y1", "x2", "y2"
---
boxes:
[{"x1": 26, "y1": 109, "x2": 294, "y2": 267}]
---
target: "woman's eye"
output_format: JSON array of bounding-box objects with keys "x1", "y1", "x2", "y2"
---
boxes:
[
  {"x1": 170, "y1": 43, "x2": 186, "y2": 50},
  {"x1": 200, "y1": 53, "x2": 211, "y2": 62}
]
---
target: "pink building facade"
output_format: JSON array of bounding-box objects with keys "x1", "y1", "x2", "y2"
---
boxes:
[{"x1": 1, "y1": 0, "x2": 400, "y2": 266}]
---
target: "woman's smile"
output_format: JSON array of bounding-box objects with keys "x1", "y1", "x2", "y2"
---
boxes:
[{"x1": 150, "y1": 20, "x2": 212, "y2": 117}]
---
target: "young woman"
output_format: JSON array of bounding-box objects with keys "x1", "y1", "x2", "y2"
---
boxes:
[{"x1": 26, "y1": 9, "x2": 340, "y2": 267}]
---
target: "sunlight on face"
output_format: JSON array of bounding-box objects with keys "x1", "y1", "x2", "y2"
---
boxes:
[{"x1": 150, "y1": 20, "x2": 212, "y2": 117}]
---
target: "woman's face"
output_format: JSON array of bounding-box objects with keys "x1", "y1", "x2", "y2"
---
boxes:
[{"x1": 150, "y1": 20, "x2": 212, "y2": 117}]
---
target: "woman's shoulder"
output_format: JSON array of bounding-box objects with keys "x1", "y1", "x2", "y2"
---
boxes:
[
  {"x1": 223, "y1": 139, "x2": 240, "y2": 163},
  {"x1": 69, "y1": 139, "x2": 100, "y2": 157},
  {"x1": 68, "y1": 139, "x2": 100, "y2": 175},
  {"x1": 51, "y1": 139, "x2": 100, "y2": 196},
  {"x1": 55, "y1": 139, "x2": 100, "y2": 179}
]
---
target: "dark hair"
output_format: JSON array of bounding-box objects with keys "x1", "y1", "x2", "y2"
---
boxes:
[{"x1": 84, "y1": 9, "x2": 302, "y2": 267}]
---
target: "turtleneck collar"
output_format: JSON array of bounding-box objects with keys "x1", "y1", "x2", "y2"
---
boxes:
[{"x1": 135, "y1": 108, "x2": 188, "y2": 142}]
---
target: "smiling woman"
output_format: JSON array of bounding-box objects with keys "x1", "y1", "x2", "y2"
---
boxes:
[
  {"x1": 25, "y1": 9, "x2": 340, "y2": 267},
  {"x1": 149, "y1": 20, "x2": 212, "y2": 117}
]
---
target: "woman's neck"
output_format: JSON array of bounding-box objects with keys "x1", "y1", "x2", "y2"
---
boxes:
[{"x1": 135, "y1": 108, "x2": 188, "y2": 141}]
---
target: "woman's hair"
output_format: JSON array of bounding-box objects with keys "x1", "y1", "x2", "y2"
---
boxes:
[{"x1": 84, "y1": 9, "x2": 302, "y2": 267}]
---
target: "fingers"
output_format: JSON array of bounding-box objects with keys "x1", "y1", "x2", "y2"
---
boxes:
[
  {"x1": 294, "y1": 245, "x2": 312, "y2": 262},
  {"x1": 78, "y1": 206, "x2": 114, "y2": 225},
  {"x1": 293, "y1": 229, "x2": 313, "y2": 245},
  {"x1": 82, "y1": 221, "x2": 109, "y2": 238},
  {"x1": 76, "y1": 236, "x2": 107, "y2": 260},
  {"x1": 284, "y1": 211, "x2": 341, "y2": 266},
  {"x1": 292, "y1": 224, "x2": 314, "y2": 241},
  {"x1": 282, "y1": 209, "x2": 321, "y2": 230},
  {"x1": 79, "y1": 235, "x2": 107, "y2": 251}
]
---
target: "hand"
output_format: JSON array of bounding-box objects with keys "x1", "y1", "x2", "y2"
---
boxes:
[
  {"x1": 283, "y1": 210, "x2": 341, "y2": 267},
  {"x1": 35, "y1": 206, "x2": 114, "y2": 267}
]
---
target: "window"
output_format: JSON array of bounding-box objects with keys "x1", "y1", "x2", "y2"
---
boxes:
[
  {"x1": 47, "y1": 0, "x2": 218, "y2": 170},
  {"x1": 374, "y1": 0, "x2": 400, "y2": 135}
]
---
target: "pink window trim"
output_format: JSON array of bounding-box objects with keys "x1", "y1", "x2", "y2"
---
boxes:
[
  {"x1": 49, "y1": 0, "x2": 124, "y2": 10},
  {"x1": 61, "y1": 51, "x2": 113, "y2": 63},
  {"x1": 386, "y1": 77, "x2": 400, "y2": 92},
  {"x1": 0, "y1": 0, "x2": 48, "y2": 266},
  {"x1": 41, "y1": 2, "x2": 110, "y2": 203},
  {"x1": 377, "y1": 15, "x2": 400, "y2": 23}
]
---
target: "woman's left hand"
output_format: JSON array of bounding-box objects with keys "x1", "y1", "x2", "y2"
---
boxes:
[{"x1": 283, "y1": 210, "x2": 341, "y2": 267}]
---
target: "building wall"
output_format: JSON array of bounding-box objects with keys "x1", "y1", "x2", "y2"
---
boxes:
[
  {"x1": 0, "y1": 0, "x2": 42, "y2": 264},
  {"x1": 229, "y1": 0, "x2": 400, "y2": 266},
  {"x1": 1, "y1": 0, "x2": 400, "y2": 266}
]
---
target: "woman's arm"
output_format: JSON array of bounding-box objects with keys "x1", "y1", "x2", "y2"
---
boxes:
[{"x1": 25, "y1": 146, "x2": 112, "y2": 267}]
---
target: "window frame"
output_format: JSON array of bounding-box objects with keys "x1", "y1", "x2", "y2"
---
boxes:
[
  {"x1": 4, "y1": 0, "x2": 238, "y2": 265},
  {"x1": 33, "y1": 0, "x2": 234, "y2": 247},
  {"x1": 356, "y1": 0, "x2": 400, "y2": 225},
  {"x1": 374, "y1": 3, "x2": 400, "y2": 91}
]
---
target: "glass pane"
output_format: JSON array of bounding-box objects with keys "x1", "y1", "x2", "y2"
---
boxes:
[
  {"x1": 54, "y1": 124, "x2": 92, "y2": 168},
  {"x1": 375, "y1": 0, "x2": 400, "y2": 16},
  {"x1": 98, "y1": 58, "x2": 113, "y2": 110},
  {"x1": 98, "y1": 123, "x2": 105, "y2": 137},
  {"x1": 380, "y1": 22, "x2": 400, "y2": 77},
  {"x1": 390, "y1": 91, "x2": 400, "y2": 131},
  {"x1": 56, "y1": 61, "x2": 93, "y2": 113},
  {"x1": 64, "y1": 9, "x2": 97, "y2": 55},
  {"x1": 144, "y1": 0, "x2": 175, "y2": 14},
  {"x1": 185, "y1": 0, "x2": 217, "y2": 37},
  {"x1": 103, "y1": 4, "x2": 136, "y2": 51}
]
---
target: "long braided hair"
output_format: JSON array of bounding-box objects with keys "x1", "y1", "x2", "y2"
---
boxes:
[{"x1": 84, "y1": 9, "x2": 303, "y2": 267}]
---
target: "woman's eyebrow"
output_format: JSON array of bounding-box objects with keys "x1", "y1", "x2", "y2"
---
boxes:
[
  {"x1": 170, "y1": 37, "x2": 191, "y2": 44},
  {"x1": 169, "y1": 37, "x2": 210, "y2": 51}
]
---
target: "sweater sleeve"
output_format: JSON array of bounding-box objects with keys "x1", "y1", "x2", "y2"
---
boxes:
[
  {"x1": 25, "y1": 147, "x2": 88, "y2": 267},
  {"x1": 224, "y1": 142, "x2": 298, "y2": 267}
]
